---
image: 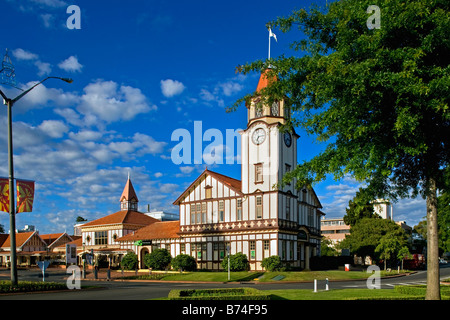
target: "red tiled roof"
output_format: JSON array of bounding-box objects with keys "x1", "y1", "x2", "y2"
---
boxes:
[
  {"x1": 173, "y1": 169, "x2": 242, "y2": 205},
  {"x1": 40, "y1": 233, "x2": 65, "y2": 245},
  {"x1": 117, "y1": 221, "x2": 180, "y2": 242},
  {"x1": 0, "y1": 231, "x2": 42, "y2": 248},
  {"x1": 81, "y1": 210, "x2": 160, "y2": 228}
]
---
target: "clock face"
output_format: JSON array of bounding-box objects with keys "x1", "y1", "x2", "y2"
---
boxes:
[
  {"x1": 284, "y1": 132, "x2": 292, "y2": 147},
  {"x1": 252, "y1": 128, "x2": 266, "y2": 145}
]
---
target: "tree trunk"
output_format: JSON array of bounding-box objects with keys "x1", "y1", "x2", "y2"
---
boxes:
[{"x1": 425, "y1": 177, "x2": 440, "y2": 300}]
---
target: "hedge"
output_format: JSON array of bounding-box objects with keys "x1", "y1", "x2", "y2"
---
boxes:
[
  {"x1": 394, "y1": 285, "x2": 450, "y2": 298},
  {"x1": 0, "y1": 281, "x2": 67, "y2": 293},
  {"x1": 168, "y1": 287, "x2": 271, "y2": 300}
]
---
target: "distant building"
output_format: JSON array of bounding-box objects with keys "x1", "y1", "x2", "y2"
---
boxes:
[
  {"x1": 144, "y1": 210, "x2": 179, "y2": 221},
  {"x1": 321, "y1": 200, "x2": 412, "y2": 245},
  {"x1": 321, "y1": 218, "x2": 350, "y2": 244}
]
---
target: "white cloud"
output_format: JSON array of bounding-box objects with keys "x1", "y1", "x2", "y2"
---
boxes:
[
  {"x1": 160, "y1": 79, "x2": 185, "y2": 98},
  {"x1": 179, "y1": 166, "x2": 195, "y2": 174},
  {"x1": 58, "y1": 56, "x2": 83, "y2": 73},
  {"x1": 34, "y1": 60, "x2": 52, "y2": 76},
  {"x1": 38, "y1": 120, "x2": 68, "y2": 138},
  {"x1": 77, "y1": 80, "x2": 156, "y2": 124},
  {"x1": 30, "y1": 0, "x2": 67, "y2": 8},
  {"x1": 40, "y1": 13, "x2": 54, "y2": 28},
  {"x1": 11, "y1": 48, "x2": 53, "y2": 76},
  {"x1": 12, "y1": 48, "x2": 38, "y2": 60}
]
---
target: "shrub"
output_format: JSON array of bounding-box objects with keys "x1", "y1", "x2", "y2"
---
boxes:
[
  {"x1": 261, "y1": 255, "x2": 283, "y2": 271},
  {"x1": 171, "y1": 254, "x2": 197, "y2": 271},
  {"x1": 144, "y1": 248, "x2": 172, "y2": 270},
  {"x1": 221, "y1": 252, "x2": 249, "y2": 271},
  {"x1": 168, "y1": 288, "x2": 271, "y2": 300},
  {"x1": 121, "y1": 251, "x2": 138, "y2": 270}
]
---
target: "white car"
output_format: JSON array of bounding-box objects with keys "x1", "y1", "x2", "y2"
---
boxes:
[{"x1": 439, "y1": 258, "x2": 448, "y2": 264}]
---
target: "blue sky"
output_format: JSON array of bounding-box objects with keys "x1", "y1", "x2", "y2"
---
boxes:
[{"x1": 0, "y1": 0, "x2": 425, "y2": 234}]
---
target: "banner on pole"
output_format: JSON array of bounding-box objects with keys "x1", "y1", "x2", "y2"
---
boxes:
[
  {"x1": 0, "y1": 178, "x2": 9, "y2": 213},
  {"x1": 16, "y1": 179, "x2": 35, "y2": 213}
]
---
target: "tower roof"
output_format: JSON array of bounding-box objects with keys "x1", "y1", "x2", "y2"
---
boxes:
[
  {"x1": 256, "y1": 68, "x2": 277, "y2": 92},
  {"x1": 120, "y1": 178, "x2": 138, "y2": 202}
]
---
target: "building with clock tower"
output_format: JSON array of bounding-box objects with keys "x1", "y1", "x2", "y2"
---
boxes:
[{"x1": 118, "y1": 69, "x2": 324, "y2": 271}]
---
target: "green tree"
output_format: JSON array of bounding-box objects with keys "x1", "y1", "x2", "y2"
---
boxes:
[
  {"x1": 144, "y1": 248, "x2": 172, "y2": 270},
  {"x1": 344, "y1": 187, "x2": 379, "y2": 226},
  {"x1": 121, "y1": 251, "x2": 138, "y2": 271},
  {"x1": 375, "y1": 229, "x2": 408, "y2": 270},
  {"x1": 397, "y1": 246, "x2": 412, "y2": 270},
  {"x1": 261, "y1": 255, "x2": 284, "y2": 271},
  {"x1": 221, "y1": 252, "x2": 249, "y2": 272},
  {"x1": 171, "y1": 254, "x2": 197, "y2": 272},
  {"x1": 320, "y1": 237, "x2": 339, "y2": 257},
  {"x1": 231, "y1": 0, "x2": 449, "y2": 299},
  {"x1": 340, "y1": 218, "x2": 407, "y2": 264}
]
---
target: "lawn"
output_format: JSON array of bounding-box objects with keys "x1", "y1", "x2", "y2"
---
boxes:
[{"x1": 135, "y1": 269, "x2": 410, "y2": 283}]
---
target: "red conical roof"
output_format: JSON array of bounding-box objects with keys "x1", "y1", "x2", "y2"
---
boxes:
[
  {"x1": 120, "y1": 178, "x2": 138, "y2": 202},
  {"x1": 256, "y1": 68, "x2": 277, "y2": 92}
]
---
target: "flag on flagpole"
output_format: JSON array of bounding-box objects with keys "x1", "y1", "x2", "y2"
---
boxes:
[
  {"x1": 269, "y1": 28, "x2": 277, "y2": 42},
  {"x1": 0, "y1": 178, "x2": 9, "y2": 213},
  {"x1": 16, "y1": 179, "x2": 35, "y2": 213}
]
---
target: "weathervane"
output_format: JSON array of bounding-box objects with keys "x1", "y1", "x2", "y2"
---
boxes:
[{"x1": 0, "y1": 49, "x2": 19, "y2": 89}]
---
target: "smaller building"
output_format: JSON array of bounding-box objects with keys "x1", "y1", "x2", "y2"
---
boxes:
[{"x1": 78, "y1": 177, "x2": 160, "y2": 267}]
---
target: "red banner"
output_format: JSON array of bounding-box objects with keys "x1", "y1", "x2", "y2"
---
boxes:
[
  {"x1": 16, "y1": 180, "x2": 35, "y2": 213},
  {"x1": 0, "y1": 178, "x2": 9, "y2": 213}
]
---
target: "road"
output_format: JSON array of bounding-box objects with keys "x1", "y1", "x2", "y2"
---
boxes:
[{"x1": 0, "y1": 264, "x2": 449, "y2": 300}]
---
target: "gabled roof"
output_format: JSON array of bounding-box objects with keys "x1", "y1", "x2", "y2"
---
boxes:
[
  {"x1": 173, "y1": 169, "x2": 242, "y2": 205},
  {"x1": 41, "y1": 233, "x2": 67, "y2": 246},
  {"x1": 81, "y1": 210, "x2": 159, "y2": 228},
  {"x1": 116, "y1": 220, "x2": 180, "y2": 242},
  {"x1": 0, "y1": 231, "x2": 47, "y2": 249},
  {"x1": 120, "y1": 178, "x2": 138, "y2": 202}
]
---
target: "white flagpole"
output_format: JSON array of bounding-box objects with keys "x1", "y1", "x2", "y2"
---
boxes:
[{"x1": 268, "y1": 29, "x2": 271, "y2": 60}]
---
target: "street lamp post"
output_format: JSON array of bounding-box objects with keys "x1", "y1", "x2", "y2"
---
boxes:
[{"x1": 0, "y1": 76, "x2": 72, "y2": 286}]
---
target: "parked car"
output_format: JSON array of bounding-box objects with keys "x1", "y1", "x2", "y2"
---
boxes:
[{"x1": 439, "y1": 258, "x2": 448, "y2": 264}]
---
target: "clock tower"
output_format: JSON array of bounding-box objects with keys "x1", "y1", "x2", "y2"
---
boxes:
[{"x1": 241, "y1": 68, "x2": 298, "y2": 196}]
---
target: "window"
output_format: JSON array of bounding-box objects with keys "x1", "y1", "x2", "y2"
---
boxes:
[
  {"x1": 181, "y1": 243, "x2": 186, "y2": 254},
  {"x1": 202, "y1": 203, "x2": 207, "y2": 224},
  {"x1": 219, "y1": 201, "x2": 224, "y2": 222},
  {"x1": 286, "y1": 198, "x2": 291, "y2": 220},
  {"x1": 264, "y1": 240, "x2": 270, "y2": 257},
  {"x1": 236, "y1": 199, "x2": 242, "y2": 221},
  {"x1": 190, "y1": 204, "x2": 196, "y2": 224},
  {"x1": 249, "y1": 241, "x2": 256, "y2": 260},
  {"x1": 196, "y1": 203, "x2": 201, "y2": 224},
  {"x1": 255, "y1": 164, "x2": 263, "y2": 183},
  {"x1": 95, "y1": 231, "x2": 108, "y2": 245},
  {"x1": 256, "y1": 196, "x2": 262, "y2": 219}
]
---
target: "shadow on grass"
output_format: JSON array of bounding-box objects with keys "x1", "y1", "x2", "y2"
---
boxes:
[{"x1": 234, "y1": 272, "x2": 265, "y2": 282}]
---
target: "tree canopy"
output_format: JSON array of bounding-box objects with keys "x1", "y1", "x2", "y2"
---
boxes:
[{"x1": 231, "y1": 0, "x2": 449, "y2": 299}]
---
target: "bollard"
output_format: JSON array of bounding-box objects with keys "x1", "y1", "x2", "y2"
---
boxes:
[
  {"x1": 94, "y1": 268, "x2": 98, "y2": 280},
  {"x1": 325, "y1": 278, "x2": 329, "y2": 291},
  {"x1": 314, "y1": 279, "x2": 317, "y2": 293},
  {"x1": 107, "y1": 268, "x2": 111, "y2": 281}
]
